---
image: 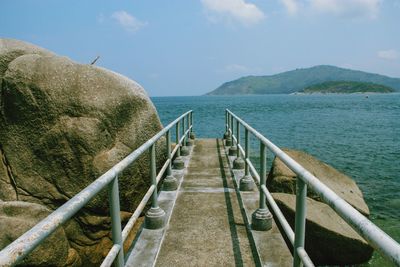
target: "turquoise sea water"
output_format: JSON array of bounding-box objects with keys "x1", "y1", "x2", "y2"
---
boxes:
[{"x1": 152, "y1": 94, "x2": 400, "y2": 266}]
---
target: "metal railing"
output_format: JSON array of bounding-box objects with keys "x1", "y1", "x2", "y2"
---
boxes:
[
  {"x1": 0, "y1": 111, "x2": 194, "y2": 267},
  {"x1": 224, "y1": 109, "x2": 400, "y2": 267}
]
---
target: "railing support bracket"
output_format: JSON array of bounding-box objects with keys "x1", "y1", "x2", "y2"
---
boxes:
[
  {"x1": 233, "y1": 157, "x2": 245, "y2": 169},
  {"x1": 173, "y1": 157, "x2": 185, "y2": 169},
  {"x1": 144, "y1": 206, "x2": 166, "y2": 230},
  {"x1": 251, "y1": 208, "x2": 273, "y2": 231},
  {"x1": 162, "y1": 174, "x2": 178, "y2": 191},
  {"x1": 181, "y1": 146, "x2": 190, "y2": 156},
  {"x1": 228, "y1": 146, "x2": 237, "y2": 156},
  {"x1": 239, "y1": 175, "x2": 254, "y2": 191}
]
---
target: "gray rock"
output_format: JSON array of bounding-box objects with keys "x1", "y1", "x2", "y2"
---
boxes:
[
  {"x1": 272, "y1": 193, "x2": 373, "y2": 265},
  {"x1": 0, "y1": 201, "x2": 74, "y2": 266},
  {"x1": 0, "y1": 38, "x2": 166, "y2": 265},
  {"x1": 267, "y1": 149, "x2": 369, "y2": 216}
]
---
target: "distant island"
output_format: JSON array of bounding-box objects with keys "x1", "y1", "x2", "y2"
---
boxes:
[
  {"x1": 206, "y1": 65, "x2": 400, "y2": 95},
  {"x1": 299, "y1": 81, "x2": 395, "y2": 94}
]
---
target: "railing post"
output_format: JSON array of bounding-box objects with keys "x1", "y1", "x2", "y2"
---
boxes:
[
  {"x1": 293, "y1": 179, "x2": 307, "y2": 267},
  {"x1": 108, "y1": 175, "x2": 124, "y2": 267},
  {"x1": 181, "y1": 115, "x2": 190, "y2": 156},
  {"x1": 145, "y1": 144, "x2": 166, "y2": 229},
  {"x1": 251, "y1": 141, "x2": 273, "y2": 231},
  {"x1": 187, "y1": 112, "x2": 194, "y2": 146},
  {"x1": 173, "y1": 120, "x2": 184, "y2": 169},
  {"x1": 223, "y1": 110, "x2": 229, "y2": 140},
  {"x1": 240, "y1": 128, "x2": 254, "y2": 191},
  {"x1": 189, "y1": 112, "x2": 196, "y2": 140},
  {"x1": 225, "y1": 111, "x2": 232, "y2": 146},
  {"x1": 163, "y1": 130, "x2": 178, "y2": 191},
  {"x1": 233, "y1": 120, "x2": 244, "y2": 169},
  {"x1": 229, "y1": 117, "x2": 238, "y2": 156}
]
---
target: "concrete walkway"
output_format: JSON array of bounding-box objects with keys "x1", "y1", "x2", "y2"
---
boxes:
[{"x1": 155, "y1": 139, "x2": 256, "y2": 266}]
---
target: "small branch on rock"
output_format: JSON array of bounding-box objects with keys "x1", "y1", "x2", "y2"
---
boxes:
[{"x1": 90, "y1": 56, "x2": 100, "y2": 65}]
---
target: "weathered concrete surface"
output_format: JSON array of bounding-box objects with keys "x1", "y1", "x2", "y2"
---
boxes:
[
  {"x1": 155, "y1": 139, "x2": 256, "y2": 266},
  {"x1": 226, "y1": 148, "x2": 292, "y2": 267},
  {"x1": 273, "y1": 193, "x2": 373, "y2": 265},
  {"x1": 125, "y1": 147, "x2": 193, "y2": 267}
]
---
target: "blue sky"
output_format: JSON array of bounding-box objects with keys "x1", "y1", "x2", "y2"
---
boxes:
[{"x1": 1, "y1": 0, "x2": 399, "y2": 96}]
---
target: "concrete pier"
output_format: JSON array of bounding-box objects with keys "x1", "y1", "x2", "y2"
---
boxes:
[{"x1": 125, "y1": 139, "x2": 291, "y2": 266}]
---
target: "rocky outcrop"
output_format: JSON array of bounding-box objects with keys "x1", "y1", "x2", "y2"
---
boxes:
[
  {"x1": 0, "y1": 201, "x2": 78, "y2": 266},
  {"x1": 0, "y1": 39, "x2": 165, "y2": 266},
  {"x1": 267, "y1": 149, "x2": 372, "y2": 265},
  {"x1": 273, "y1": 193, "x2": 373, "y2": 265},
  {"x1": 267, "y1": 149, "x2": 369, "y2": 216}
]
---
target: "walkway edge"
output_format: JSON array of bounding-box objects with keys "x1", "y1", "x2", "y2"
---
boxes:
[
  {"x1": 124, "y1": 146, "x2": 194, "y2": 267},
  {"x1": 223, "y1": 140, "x2": 293, "y2": 267}
]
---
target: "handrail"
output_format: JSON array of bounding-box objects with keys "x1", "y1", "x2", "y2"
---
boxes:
[
  {"x1": 0, "y1": 110, "x2": 193, "y2": 267},
  {"x1": 225, "y1": 109, "x2": 400, "y2": 267}
]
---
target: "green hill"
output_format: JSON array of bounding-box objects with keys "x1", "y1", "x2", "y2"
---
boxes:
[
  {"x1": 301, "y1": 81, "x2": 395, "y2": 94},
  {"x1": 206, "y1": 65, "x2": 400, "y2": 95}
]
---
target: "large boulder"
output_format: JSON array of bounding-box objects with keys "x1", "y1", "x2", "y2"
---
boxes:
[
  {"x1": 0, "y1": 39, "x2": 165, "y2": 265},
  {"x1": 0, "y1": 201, "x2": 77, "y2": 266},
  {"x1": 267, "y1": 149, "x2": 372, "y2": 264},
  {"x1": 267, "y1": 149, "x2": 369, "y2": 216},
  {"x1": 272, "y1": 193, "x2": 373, "y2": 265}
]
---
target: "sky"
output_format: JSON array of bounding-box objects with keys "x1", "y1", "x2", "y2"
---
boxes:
[{"x1": 1, "y1": 0, "x2": 399, "y2": 96}]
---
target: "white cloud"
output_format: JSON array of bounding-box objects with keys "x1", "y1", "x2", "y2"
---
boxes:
[
  {"x1": 280, "y1": 0, "x2": 300, "y2": 15},
  {"x1": 378, "y1": 49, "x2": 399, "y2": 60},
  {"x1": 309, "y1": 0, "x2": 381, "y2": 19},
  {"x1": 201, "y1": 0, "x2": 265, "y2": 26},
  {"x1": 111, "y1": 11, "x2": 147, "y2": 32},
  {"x1": 279, "y1": 0, "x2": 382, "y2": 19}
]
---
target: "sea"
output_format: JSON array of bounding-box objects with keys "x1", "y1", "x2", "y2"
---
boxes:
[{"x1": 152, "y1": 94, "x2": 400, "y2": 266}]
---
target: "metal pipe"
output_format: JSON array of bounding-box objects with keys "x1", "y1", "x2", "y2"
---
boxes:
[
  {"x1": 226, "y1": 109, "x2": 400, "y2": 265},
  {"x1": 245, "y1": 128, "x2": 249, "y2": 176},
  {"x1": 166, "y1": 130, "x2": 172, "y2": 176},
  {"x1": 236, "y1": 120, "x2": 240, "y2": 158},
  {"x1": 231, "y1": 115, "x2": 234, "y2": 142},
  {"x1": 176, "y1": 121, "x2": 180, "y2": 157},
  {"x1": 191, "y1": 111, "x2": 193, "y2": 134},
  {"x1": 187, "y1": 113, "x2": 190, "y2": 139},
  {"x1": 182, "y1": 116, "x2": 186, "y2": 146},
  {"x1": 0, "y1": 111, "x2": 192, "y2": 266},
  {"x1": 156, "y1": 159, "x2": 170, "y2": 184},
  {"x1": 108, "y1": 176, "x2": 124, "y2": 267},
  {"x1": 259, "y1": 142, "x2": 266, "y2": 210},
  {"x1": 296, "y1": 247, "x2": 315, "y2": 267},
  {"x1": 150, "y1": 144, "x2": 158, "y2": 209},
  {"x1": 293, "y1": 179, "x2": 307, "y2": 267},
  {"x1": 100, "y1": 244, "x2": 121, "y2": 267},
  {"x1": 261, "y1": 185, "x2": 295, "y2": 245},
  {"x1": 232, "y1": 135, "x2": 245, "y2": 158},
  {"x1": 121, "y1": 185, "x2": 155, "y2": 242},
  {"x1": 225, "y1": 110, "x2": 228, "y2": 132}
]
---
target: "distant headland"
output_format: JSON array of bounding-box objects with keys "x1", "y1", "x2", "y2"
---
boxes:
[
  {"x1": 299, "y1": 81, "x2": 395, "y2": 94},
  {"x1": 206, "y1": 65, "x2": 400, "y2": 95}
]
